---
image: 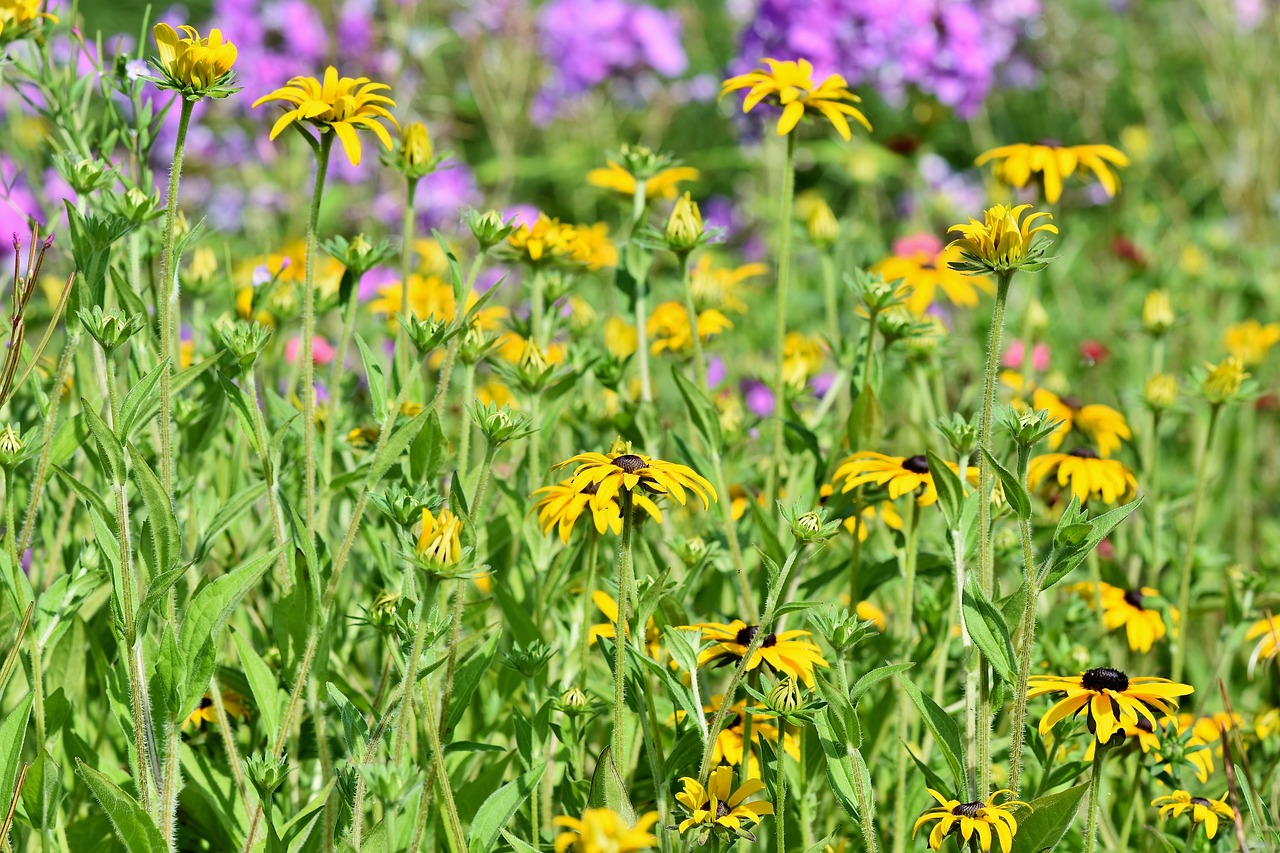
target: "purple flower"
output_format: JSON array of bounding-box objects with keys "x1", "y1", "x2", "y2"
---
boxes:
[
  {"x1": 741, "y1": 378, "x2": 775, "y2": 418},
  {"x1": 707, "y1": 356, "x2": 727, "y2": 390}
]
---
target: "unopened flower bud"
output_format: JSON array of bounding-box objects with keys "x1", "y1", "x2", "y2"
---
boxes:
[
  {"x1": 465, "y1": 209, "x2": 516, "y2": 252},
  {"x1": 806, "y1": 199, "x2": 839, "y2": 250},
  {"x1": 1143, "y1": 373, "x2": 1178, "y2": 411},
  {"x1": 1200, "y1": 357, "x2": 1248, "y2": 405},
  {"x1": 767, "y1": 677, "x2": 804, "y2": 713},
  {"x1": 665, "y1": 192, "x2": 703, "y2": 253},
  {"x1": 78, "y1": 306, "x2": 147, "y2": 353},
  {"x1": 1143, "y1": 290, "x2": 1174, "y2": 337},
  {"x1": 559, "y1": 686, "x2": 588, "y2": 714}
]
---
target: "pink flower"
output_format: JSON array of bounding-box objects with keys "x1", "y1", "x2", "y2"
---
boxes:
[
  {"x1": 286, "y1": 336, "x2": 336, "y2": 366},
  {"x1": 891, "y1": 232, "x2": 943, "y2": 259},
  {"x1": 1002, "y1": 340, "x2": 1049, "y2": 371},
  {"x1": 1079, "y1": 340, "x2": 1109, "y2": 365}
]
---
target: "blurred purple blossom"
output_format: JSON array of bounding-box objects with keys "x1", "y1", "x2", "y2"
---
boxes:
[
  {"x1": 707, "y1": 356, "x2": 727, "y2": 389},
  {"x1": 741, "y1": 378, "x2": 775, "y2": 417}
]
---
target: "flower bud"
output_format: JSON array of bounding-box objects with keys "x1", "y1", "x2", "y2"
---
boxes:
[
  {"x1": 215, "y1": 320, "x2": 273, "y2": 372},
  {"x1": 470, "y1": 401, "x2": 536, "y2": 447},
  {"x1": 370, "y1": 591, "x2": 401, "y2": 632},
  {"x1": 1142, "y1": 290, "x2": 1174, "y2": 337},
  {"x1": 1143, "y1": 373, "x2": 1178, "y2": 411},
  {"x1": 400, "y1": 121, "x2": 433, "y2": 172},
  {"x1": 559, "y1": 686, "x2": 588, "y2": 714},
  {"x1": 465, "y1": 209, "x2": 516, "y2": 253},
  {"x1": 1200, "y1": 356, "x2": 1248, "y2": 405},
  {"x1": 401, "y1": 313, "x2": 455, "y2": 357},
  {"x1": 0, "y1": 423, "x2": 24, "y2": 467},
  {"x1": 665, "y1": 192, "x2": 704, "y2": 253},
  {"x1": 245, "y1": 752, "x2": 289, "y2": 798},
  {"x1": 78, "y1": 306, "x2": 147, "y2": 353},
  {"x1": 677, "y1": 536, "x2": 708, "y2": 567},
  {"x1": 767, "y1": 677, "x2": 804, "y2": 713},
  {"x1": 805, "y1": 199, "x2": 840, "y2": 250}
]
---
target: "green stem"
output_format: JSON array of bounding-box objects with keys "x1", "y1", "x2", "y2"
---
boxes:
[
  {"x1": 246, "y1": 366, "x2": 290, "y2": 582},
  {"x1": 457, "y1": 363, "x2": 476, "y2": 488},
  {"x1": 157, "y1": 98, "x2": 194, "y2": 494},
  {"x1": 1083, "y1": 745, "x2": 1110, "y2": 853},
  {"x1": 301, "y1": 133, "x2": 334, "y2": 543},
  {"x1": 436, "y1": 579, "x2": 467, "y2": 735},
  {"x1": 893, "y1": 500, "x2": 922, "y2": 853},
  {"x1": 1008, "y1": 445, "x2": 1040, "y2": 796},
  {"x1": 531, "y1": 267, "x2": 545, "y2": 347},
  {"x1": 612, "y1": 491, "x2": 636, "y2": 777},
  {"x1": 318, "y1": 275, "x2": 363, "y2": 523},
  {"x1": 420, "y1": 680, "x2": 466, "y2": 853},
  {"x1": 1145, "y1": 408, "x2": 1163, "y2": 588},
  {"x1": 677, "y1": 253, "x2": 706, "y2": 389},
  {"x1": 768, "y1": 133, "x2": 797, "y2": 505},
  {"x1": 775, "y1": 741, "x2": 787, "y2": 853},
  {"x1": 18, "y1": 330, "x2": 79, "y2": 559},
  {"x1": 820, "y1": 251, "x2": 839, "y2": 345},
  {"x1": 1172, "y1": 405, "x2": 1222, "y2": 682},
  {"x1": 397, "y1": 177, "x2": 420, "y2": 386},
  {"x1": 630, "y1": 184, "x2": 653, "y2": 403},
  {"x1": 393, "y1": 594, "x2": 431, "y2": 764},
  {"x1": 432, "y1": 253, "x2": 484, "y2": 420},
  {"x1": 578, "y1": 532, "x2": 600, "y2": 681}
]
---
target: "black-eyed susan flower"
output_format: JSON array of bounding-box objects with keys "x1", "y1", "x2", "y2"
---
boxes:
[
  {"x1": 506, "y1": 214, "x2": 578, "y2": 266},
  {"x1": 871, "y1": 234, "x2": 993, "y2": 316},
  {"x1": 532, "y1": 480, "x2": 628, "y2": 543},
  {"x1": 647, "y1": 301, "x2": 732, "y2": 357},
  {"x1": 150, "y1": 23, "x2": 239, "y2": 99},
  {"x1": 555, "y1": 440, "x2": 716, "y2": 512},
  {"x1": 587, "y1": 156, "x2": 699, "y2": 202},
  {"x1": 1027, "y1": 667, "x2": 1193, "y2": 744},
  {"x1": 553, "y1": 807, "x2": 659, "y2": 853},
  {"x1": 1198, "y1": 356, "x2": 1250, "y2": 405},
  {"x1": 1074, "y1": 582, "x2": 1176, "y2": 654},
  {"x1": 1152, "y1": 791, "x2": 1234, "y2": 840},
  {"x1": 1224, "y1": 319, "x2": 1280, "y2": 365},
  {"x1": 693, "y1": 696, "x2": 799, "y2": 776},
  {"x1": 690, "y1": 256, "x2": 766, "y2": 314},
  {"x1": 832, "y1": 452, "x2": 965, "y2": 507},
  {"x1": 0, "y1": 0, "x2": 56, "y2": 42},
  {"x1": 690, "y1": 619, "x2": 828, "y2": 687},
  {"x1": 1246, "y1": 615, "x2": 1280, "y2": 672},
  {"x1": 252, "y1": 67, "x2": 397, "y2": 166},
  {"x1": 913, "y1": 789, "x2": 1028, "y2": 853},
  {"x1": 721, "y1": 58, "x2": 871, "y2": 141},
  {"x1": 589, "y1": 591, "x2": 661, "y2": 660},
  {"x1": 675, "y1": 766, "x2": 774, "y2": 840},
  {"x1": 566, "y1": 222, "x2": 618, "y2": 270},
  {"x1": 416, "y1": 507, "x2": 463, "y2": 568},
  {"x1": 1030, "y1": 389, "x2": 1132, "y2": 458},
  {"x1": 1026, "y1": 448, "x2": 1137, "y2": 505},
  {"x1": 975, "y1": 143, "x2": 1129, "y2": 203},
  {"x1": 183, "y1": 689, "x2": 249, "y2": 730},
  {"x1": 948, "y1": 203, "x2": 1057, "y2": 275}
]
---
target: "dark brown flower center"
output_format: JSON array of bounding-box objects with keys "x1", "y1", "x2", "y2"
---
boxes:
[
  {"x1": 1069, "y1": 447, "x2": 1100, "y2": 458},
  {"x1": 1190, "y1": 797, "x2": 1212, "y2": 808},
  {"x1": 902, "y1": 454, "x2": 930, "y2": 474},
  {"x1": 951, "y1": 802, "x2": 984, "y2": 818},
  {"x1": 734, "y1": 625, "x2": 777, "y2": 647},
  {"x1": 1081, "y1": 666, "x2": 1129, "y2": 693},
  {"x1": 611, "y1": 453, "x2": 647, "y2": 473},
  {"x1": 715, "y1": 800, "x2": 731, "y2": 819},
  {"x1": 1123, "y1": 588, "x2": 1145, "y2": 610},
  {"x1": 1136, "y1": 717, "x2": 1154, "y2": 733},
  {"x1": 581, "y1": 481, "x2": 600, "y2": 496},
  {"x1": 1060, "y1": 394, "x2": 1083, "y2": 410}
]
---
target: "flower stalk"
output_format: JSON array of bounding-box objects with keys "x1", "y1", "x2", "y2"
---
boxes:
[{"x1": 767, "y1": 132, "x2": 798, "y2": 506}]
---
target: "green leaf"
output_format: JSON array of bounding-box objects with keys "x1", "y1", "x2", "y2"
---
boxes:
[
  {"x1": 845, "y1": 384, "x2": 882, "y2": 452},
  {"x1": 498, "y1": 829, "x2": 541, "y2": 853},
  {"x1": 49, "y1": 413, "x2": 88, "y2": 467},
  {"x1": 192, "y1": 482, "x2": 267, "y2": 564},
  {"x1": 217, "y1": 373, "x2": 263, "y2": 457},
  {"x1": 369, "y1": 408, "x2": 431, "y2": 484},
  {"x1": 850, "y1": 662, "x2": 914, "y2": 707},
  {"x1": 409, "y1": 410, "x2": 446, "y2": 483},
  {"x1": 587, "y1": 748, "x2": 636, "y2": 824},
  {"x1": 119, "y1": 358, "x2": 169, "y2": 439},
  {"x1": 895, "y1": 674, "x2": 969, "y2": 800},
  {"x1": 445, "y1": 628, "x2": 502, "y2": 734},
  {"x1": 671, "y1": 367, "x2": 722, "y2": 452},
  {"x1": 232, "y1": 628, "x2": 282, "y2": 741},
  {"x1": 468, "y1": 760, "x2": 548, "y2": 853},
  {"x1": 82, "y1": 401, "x2": 126, "y2": 483},
  {"x1": 75, "y1": 761, "x2": 167, "y2": 853},
  {"x1": 21, "y1": 750, "x2": 63, "y2": 831},
  {"x1": 354, "y1": 334, "x2": 387, "y2": 419},
  {"x1": 154, "y1": 624, "x2": 185, "y2": 720},
  {"x1": 927, "y1": 450, "x2": 965, "y2": 529},
  {"x1": 1009, "y1": 783, "x2": 1088, "y2": 853},
  {"x1": 981, "y1": 448, "x2": 1030, "y2": 520},
  {"x1": 128, "y1": 445, "x2": 181, "y2": 577},
  {"x1": 0, "y1": 692, "x2": 34, "y2": 819},
  {"x1": 326, "y1": 682, "x2": 370, "y2": 758},
  {"x1": 1041, "y1": 497, "x2": 1144, "y2": 590},
  {"x1": 280, "y1": 779, "x2": 335, "y2": 851},
  {"x1": 813, "y1": 707, "x2": 874, "y2": 827},
  {"x1": 962, "y1": 578, "x2": 1017, "y2": 685},
  {"x1": 136, "y1": 563, "x2": 190, "y2": 631}
]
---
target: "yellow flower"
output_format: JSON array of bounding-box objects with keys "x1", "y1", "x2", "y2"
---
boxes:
[
  {"x1": 476, "y1": 380, "x2": 516, "y2": 408},
  {"x1": 1224, "y1": 319, "x2": 1280, "y2": 366},
  {"x1": 347, "y1": 426, "x2": 379, "y2": 448},
  {"x1": 398, "y1": 121, "x2": 433, "y2": 170},
  {"x1": 689, "y1": 619, "x2": 828, "y2": 687},
  {"x1": 1256, "y1": 707, "x2": 1280, "y2": 741},
  {"x1": 590, "y1": 591, "x2": 661, "y2": 661},
  {"x1": 587, "y1": 160, "x2": 700, "y2": 201},
  {"x1": 507, "y1": 214, "x2": 577, "y2": 265},
  {"x1": 1142, "y1": 290, "x2": 1174, "y2": 336},
  {"x1": 603, "y1": 316, "x2": 638, "y2": 358},
  {"x1": 1152, "y1": 791, "x2": 1234, "y2": 840},
  {"x1": 1029, "y1": 388, "x2": 1132, "y2": 458},
  {"x1": 666, "y1": 192, "x2": 704, "y2": 252},
  {"x1": 553, "y1": 440, "x2": 716, "y2": 513},
  {"x1": 532, "y1": 480, "x2": 624, "y2": 543},
  {"x1": 681, "y1": 696, "x2": 798, "y2": 778},
  {"x1": 782, "y1": 332, "x2": 826, "y2": 388},
  {"x1": 976, "y1": 143, "x2": 1128, "y2": 203},
  {"x1": 553, "y1": 808, "x2": 659, "y2": 853},
  {"x1": 913, "y1": 789, "x2": 1028, "y2": 853},
  {"x1": 647, "y1": 302, "x2": 732, "y2": 356},
  {"x1": 183, "y1": 689, "x2": 249, "y2": 730},
  {"x1": 1200, "y1": 356, "x2": 1249, "y2": 404},
  {"x1": 948, "y1": 203, "x2": 1057, "y2": 273},
  {"x1": 235, "y1": 239, "x2": 344, "y2": 324},
  {"x1": 567, "y1": 221, "x2": 617, "y2": 270},
  {"x1": 496, "y1": 332, "x2": 565, "y2": 366},
  {"x1": 1246, "y1": 615, "x2": 1280, "y2": 672},
  {"x1": 151, "y1": 23, "x2": 238, "y2": 95},
  {"x1": 1076, "y1": 582, "x2": 1176, "y2": 654},
  {"x1": 690, "y1": 256, "x2": 767, "y2": 314},
  {"x1": 416, "y1": 507, "x2": 463, "y2": 567},
  {"x1": 252, "y1": 67, "x2": 397, "y2": 166},
  {"x1": 721, "y1": 58, "x2": 871, "y2": 141},
  {"x1": 1026, "y1": 449, "x2": 1137, "y2": 505},
  {"x1": 675, "y1": 766, "x2": 774, "y2": 837},
  {"x1": 872, "y1": 240, "x2": 993, "y2": 315},
  {"x1": 1027, "y1": 667, "x2": 1193, "y2": 744},
  {"x1": 805, "y1": 197, "x2": 840, "y2": 248},
  {"x1": 832, "y1": 452, "x2": 964, "y2": 507},
  {"x1": 0, "y1": 0, "x2": 56, "y2": 40},
  {"x1": 1144, "y1": 374, "x2": 1178, "y2": 411},
  {"x1": 186, "y1": 246, "x2": 218, "y2": 286},
  {"x1": 369, "y1": 273, "x2": 456, "y2": 326}
]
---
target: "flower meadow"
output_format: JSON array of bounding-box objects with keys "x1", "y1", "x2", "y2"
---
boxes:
[{"x1": 1, "y1": 1, "x2": 1279, "y2": 852}]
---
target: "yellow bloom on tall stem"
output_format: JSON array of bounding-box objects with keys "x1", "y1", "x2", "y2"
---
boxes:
[
  {"x1": 647, "y1": 301, "x2": 732, "y2": 356},
  {"x1": 1074, "y1": 582, "x2": 1176, "y2": 653},
  {"x1": 688, "y1": 619, "x2": 828, "y2": 686},
  {"x1": 832, "y1": 452, "x2": 963, "y2": 507},
  {"x1": 913, "y1": 789, "x2": 1028, "y2": 853},
  {"x1": 1026, "y1": 448, "x2": 1137, "y2": 505},
  {"x1": 416, "y1": 507, "x2": 464, "y2": 568},
  {"x1": 721, "y1": 58, "x2": 871, "y2": 141},
  {"x1": 689, "y1": 257, "x2": 767, "y2": 314},
  {"x1": 587, "y1": 160, "x2": 699, "y2": 201},
  {"x1": 1224, "y1": 319, "x2": 1280, "y2": 365},
  {"x1": 871, "y1": 237, "x2": 993, "y2": 315},
  {"x1": 532, "y1": 480, "x2": 625, "y2": 542},
  {"x1": 151, "y1": 23, "x2": 238, "y2": 95},
  {"x1": 1200, "y1": 355, "x2": 1249, "y2": 404},
  {"x1": 553, "y1": 808, "x2": 659, "y2": 853},
  {"x1": 554, "y1": 443, "x2": 715, "y2": 511},
  {"x1": 589, "y1": 591, "x2": 661, "y2": 660},
  {"x1": 1152, "y1": 791, "x2": 1234, "y2": 840},
  {"x1": 948, "y1": 203, "x2": 1057, "y2": 273},
  {"x1": 1027, "y1": 667, "x2": 1193, "y2": 744},
  {"x1": 976, "y1": 143, "x2": 1129, "y2": 203},
  {"x1": 252, "y1": 66, "x2": 397, "y2": 165},
  {"x1": 1030, "y1": 389, "x2": 1132, "y2": 458},
  {"x1": 507, "y1": 214, "x2": 577, "y2": 265},
  {"x1": 675, "y1": 766, "x2": 774, "y2": 838}
]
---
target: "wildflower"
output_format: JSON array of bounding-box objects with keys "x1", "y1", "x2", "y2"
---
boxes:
[
  {"x1": 590, "y1": 591, "x2": 661, "y2": 660},
  {"x1": 1199, "y1": 356, "x2": 1249, "y2": 405},
  {"x1": 603, "y1": 316, "x2": 638, "y2": 358},
  {"x1": 782, "y1": 332, "x2": 826, "y2": 388},
  {"x1": 252, "y1": 67, "x2": 397, "y2": 166},
  {"x1": 553, "y1": 808, "x2": 659, "y2": 853},
  {"x1": 369, "y1": 274, "x2": 455, "y2": 326},
  {"x1": 805, "y1": 198, "x2": 840, "y2": 249},
  {"x1": 976, "y1": 143, "x2": 1129, "y2": 203},
  {"x1": 647, "y1": 302, "x2": 732, "y2": 356},
  {"x1": 689, "y1": 256, "x2": 766, "y2": 314},
  {"x1": 1075, "y1": 582, "x2": 1176, "y2": 654},
  {"x1": 675, "y1": 766, "x2": 773, "y2": 839},
  {"x1": 0, "y1": 0, "x2": 56, "y2": 41},
  {"x1": 567, "y1": 222, "x2": 618, "y2": 269},
  {"x1": 532, "y1": 481, "x2": 624, "y2": 542},
  {"x1": 690, "y1": 696, "x2": 799, "y2": 776},
  {"x1": 507, "y1": 214, "x2": 577, "y2": 265},
  {"x1": 665, "y1": 192, "x2": 705, "y2": 254},
  {"x1": 1144, "y1": 374, "x2": 1179, "y2": 411},
  {"x1": 1152, "y1": 791, "x2": 1234, "y2": 840},
  {"x1": 766, "y1": 678, "x2": 804, "y2": 714},
  {"x1": 554, "y1": 440, "x2": 716, "y2": 511},
  {"x1": 150, "y1": 23, "x2": 239, "y2": 99},
  {"x1": 913, "y1": 789, "x2": 1028, "y2": 853},
  {"x1": 464, "y1": 209, "x2": 516, "y2": 252},
  {"x1": 1224, "y1": 319, "x2": 1280, "y2": 365},
  {"x1": 1246, "y1": 615, "x2": 1280, "y2": 672},
  {"x1": 690, "y1": 619, "x2": 828, "y2": 686},
  {"x1": 183, "y1": 689, "x2": 249, "y2": 730},
  {"x1": 721, "y1": 58, "x2": 871, "y2": 141},
  {"x1": 872, "y1": 234, "x2": 993, "y2": 315},
  {"x1": 831, "y1": 452, "x2": 964, "y2": 507},
  {"x1": 587, "y1": 155, "x2": 699, "y2": 202},
  {"x1": 558, "y1": 686, "x2": 589, "y2": 715},
  {"x1": 393, "y1": 121, "x2": 439, "y2": 178},
  {"x1": 948, "y1": 203, "x2": 1057, "y2": 275},
  {"x1": 416, "y1": 507, "x2": 464, "y2": 568},
  {"x1": 1143, "y1": 290, "x2": 1175, "y2": 337},
  {"x1": 1027, "y1": 667, "x2": 1193, "y2": 744},
  {"x1": 1026, "y1": 448, "x2": 1137, "y2": 505},
  {"x1": 78, "y1": 306, "x2": 146, "y2": 354},
  {"x1": 1029, "y1": 389, "x2": 1131, "y2": 458}
]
